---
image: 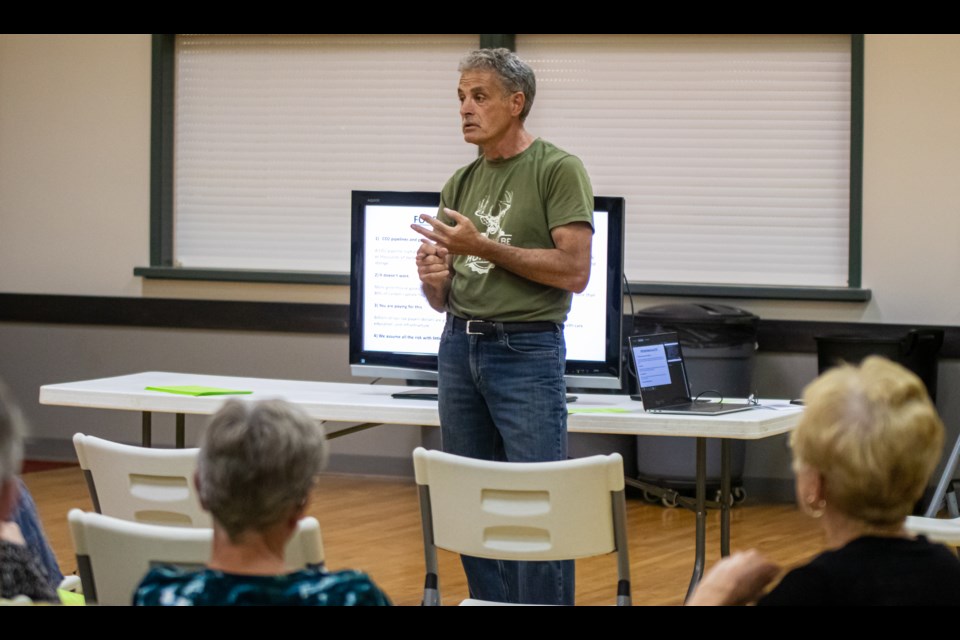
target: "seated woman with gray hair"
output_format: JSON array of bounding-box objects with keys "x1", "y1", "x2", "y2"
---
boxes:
[
  {"x1": 1, "y1": 383, "x2": 60, "y2": 603},
  {"x1": 135, "y1": 399, "x2": 390, "y2": 606},
  {"x1": 689, "y1": 356, "x2": 960, "y2": 605}
]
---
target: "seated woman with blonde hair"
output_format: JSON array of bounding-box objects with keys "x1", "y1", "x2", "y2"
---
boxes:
[
  {"x1": 689, "y1": 356, "x2": 960, "y2": 606},
  {"x1": 134, "y1": 399, "x2": 390, "y2": 606}
]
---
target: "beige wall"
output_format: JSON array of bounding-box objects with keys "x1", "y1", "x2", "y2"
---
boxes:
[
  {"x1": 1, "y1": 34, "x2": 958, "y2": 318},
  {"x1": 2, "y1": 35, "x2": 959, "y2": 489},
  {"x1": 860, "y1": 35, "x2": 960, "y2": 325},
  {"x1": 0, "y1": 35, "x2": 150, "y2": 298}
]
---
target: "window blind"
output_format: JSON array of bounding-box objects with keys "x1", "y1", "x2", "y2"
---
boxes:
[
  {"x1": 519, "y1": 34, "x2": 852, "y2": 287},
  {"x1": 173, "y1": 34, "x2": 478, "y2": 273},
  {"x1": 172, "y1": 34, "x2": 853, "y2": 289}
]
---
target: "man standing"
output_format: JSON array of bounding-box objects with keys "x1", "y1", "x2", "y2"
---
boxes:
[{"x1": 412, "y1": 48, "x2": 594, "y2": 605}]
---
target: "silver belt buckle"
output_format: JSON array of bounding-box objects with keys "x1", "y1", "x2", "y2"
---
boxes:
[{"x1": 466, "y1": 320, "x2": 485, "y2": 335}]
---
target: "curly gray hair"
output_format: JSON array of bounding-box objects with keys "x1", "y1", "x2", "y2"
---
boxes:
[
  {"x1": 459, "y1": 48, "x2": 537, "y2": 122},
  {"x1": 198, "y1": 399, "x2": 328, "y2": 540}
]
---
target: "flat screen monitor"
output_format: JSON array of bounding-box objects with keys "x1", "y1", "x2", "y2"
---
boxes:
[{"x1": 349, "y1": 190, "x2": 624, "y2": 389}]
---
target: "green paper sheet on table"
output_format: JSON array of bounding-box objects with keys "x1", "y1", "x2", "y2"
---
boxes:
[
  {"x1": 145, "y1": 385, "x2": 253, "y2": 397},
  {"x1": 568, "y1": 407, "x2": 631, "y2": 414},
  {"x1": 58, "y1": 588, "x2": 85, "y2": 606}
]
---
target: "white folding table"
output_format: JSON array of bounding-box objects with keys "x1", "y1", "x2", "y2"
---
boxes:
[{"x1": 41, "y1": 371, "x2": 803, "y2": 599}]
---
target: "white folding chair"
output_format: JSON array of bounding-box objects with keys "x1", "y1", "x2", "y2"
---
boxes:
[
  {"x1": 68, "y1": 509, "x2": 325, "y2": 606},
  {"x1": 413, "y1": 447, "x2": 631, "y2": 606},
  {"x1": 922, "y1": 428, "x2": 960, "y2": 519},
  {"x1": 73, "y1": 433, "x2": 211, "y2": 527},
  {"x1": 905, "y1": 515, "x2": 960, "y2": 548}
]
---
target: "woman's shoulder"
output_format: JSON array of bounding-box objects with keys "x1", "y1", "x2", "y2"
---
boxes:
[
  {"x1": 133, "y1": 565, "x2": 212, "y2": 605},
  {"x1": 760, "y1": 536, "x2": 960, "y2": 606},
  {"x1": 134, "y1": 565, "x2": 391, "y2": 606},
  {"x1": 296, "y1": 567, "x2": 392, "y2": 606},
  {"x1": 833, "y1": 535, "x2": 960, "y2": 568}
]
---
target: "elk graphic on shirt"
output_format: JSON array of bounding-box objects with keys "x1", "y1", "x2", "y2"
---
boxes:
[{"x1": 465, "y1": 191, "x2": 513, "y2": 275}]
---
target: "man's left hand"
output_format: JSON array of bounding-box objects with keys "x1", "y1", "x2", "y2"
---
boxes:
[{"x1": 412, "y1": 208, "x2": 487, "y2": 257}]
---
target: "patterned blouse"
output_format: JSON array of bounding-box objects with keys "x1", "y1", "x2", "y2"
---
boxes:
[
  {"x1": 134, "y1": 565, "x2": 391, "y2": 606},
  {"x1": 0, "y1": 540, "x2": 58, "y2": 603}
]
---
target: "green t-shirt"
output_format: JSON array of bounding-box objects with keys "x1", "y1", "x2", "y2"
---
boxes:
[{"x1": 439, "y1": 139, "x2": 594, "y2": 323}]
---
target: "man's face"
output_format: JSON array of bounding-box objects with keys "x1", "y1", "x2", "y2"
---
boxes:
[{"x1": 457, "y1": 70, "x2": 521, "y2": 149}]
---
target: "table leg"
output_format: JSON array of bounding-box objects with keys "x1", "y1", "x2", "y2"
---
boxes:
[
  {"x1": 685, "y1": 436, "x2": 707, "y2": 603},
  {"x1": 176, "y1": 413, "x2": 185, "y2": 449},
  {"x1": 323, "y1": 422, "x2": 384, "y2": 439},
  {"x1": 721, "y1": 438, "x2": 731, "y2": 557},
  {"x1": 141, "y1": 412, "x2": 152, "y2": 448}
]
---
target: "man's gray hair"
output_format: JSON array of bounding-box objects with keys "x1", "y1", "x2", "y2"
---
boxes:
[
  {"x1": 459, "y1": 48, "x2": 537, "y2": 122},
  {"x1": 197, "y1": 399, "x2": 329, "y2": 540},
  {"x1": 0, "y1": 382, "x2": 26, "y2": 481}
]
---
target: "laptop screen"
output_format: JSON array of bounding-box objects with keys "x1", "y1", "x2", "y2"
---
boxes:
[{"x1": 629, "y1": 332, "x2": 692, "y2": 409}]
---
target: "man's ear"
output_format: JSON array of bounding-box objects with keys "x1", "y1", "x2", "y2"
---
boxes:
[{"x1": 510, "y1": 91, "x2": 526, "y2": 118}]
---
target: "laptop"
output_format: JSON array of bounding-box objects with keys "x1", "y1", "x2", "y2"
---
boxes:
[{"x1": 628, "y1": 332, "x2": 755, "y2": 416}]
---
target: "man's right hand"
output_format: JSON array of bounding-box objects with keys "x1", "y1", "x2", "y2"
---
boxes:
[{"x1": 416, "y1": 240, "x2": 452, "y2": 312}]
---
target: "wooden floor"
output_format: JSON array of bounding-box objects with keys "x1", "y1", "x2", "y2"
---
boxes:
[{"x1": 21, "y1": 466, "x2": 826, "y2": 606}]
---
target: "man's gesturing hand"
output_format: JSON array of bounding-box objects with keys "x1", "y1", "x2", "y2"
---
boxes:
[{"x1": 412, "y1": 208, "x2": 486, "y2": 257}]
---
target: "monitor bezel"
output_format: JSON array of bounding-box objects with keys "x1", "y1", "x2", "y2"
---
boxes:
[{"x1": 349, "y1": 190, "x2": 624, "y2": 389}]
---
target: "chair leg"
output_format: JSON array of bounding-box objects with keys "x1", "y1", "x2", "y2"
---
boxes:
[
  {"x1": 75, "y1": 554, "x2": 97, "y2": 605},
  {"x1": 925, "y1": 431, "x2": 960, "y2": 517},
  {"x1": 612, "y1": 489, "x2": 632, "y2": 606},
  {"x1": 422, "y1": 573, "x2": 440, "y2": 606},
  {"x1": 418, "y1": 485, "x2": 441, "y2": 606}
]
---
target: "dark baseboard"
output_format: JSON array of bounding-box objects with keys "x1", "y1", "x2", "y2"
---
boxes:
[
  {"x1": 741, "y1": 477, "x2": 797, "y2": 504},
  {"x1": 3, "y1": 293, "x2": 960, "y2": 357},
  {"x1": 23, "y1": 437, "x2": 81, "y2": 463},
  {"x1": 0, "y1": 293, "x2": 348, "y2": 334},
  {"x1": 757, "y1": 320, "x2": 960, "y2": 358},
  {"x1": 324, "y1": 453, "x2": 415, "y2": 478}
]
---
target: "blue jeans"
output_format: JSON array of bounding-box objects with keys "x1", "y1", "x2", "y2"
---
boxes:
[
  {"x1": 12, "y1": 478, "x2": 63, "y2": 589},
  {"x1": 437, "y1": 315, "x2": 574, "y2": 605}
]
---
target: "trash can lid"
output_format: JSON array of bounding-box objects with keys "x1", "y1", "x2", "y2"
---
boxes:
[{"x1": 634, "y1": 303, "x2": 759, "y2": 327}]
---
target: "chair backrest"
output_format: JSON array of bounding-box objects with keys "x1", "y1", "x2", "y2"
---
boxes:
[
  {"x1": 413, "y1": 447, "x2": 630, "y2": 605},
  {"x1": 73, "y1": 433, "x2": 211, "y2": 527},
  {"x1": 905, "y1": 515, "x2": 960, "y2": 546},
  {"x1": 68, "y1": 510, "x2": 325, "y2": 606}
]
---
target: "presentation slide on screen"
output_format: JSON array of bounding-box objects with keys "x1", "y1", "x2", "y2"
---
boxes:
[
  {"x1": 633, "y1": 344, "x2": 672, "y2": 387},
  {"x1": 363, "y1": 206, "x2": 609, "y2": 362},
  {"x1": 564, "y1": 210, "x2": 608, "y2": 362},
  {"x1": 363, "y1": 205, "x2": 446, "y2": 354}
]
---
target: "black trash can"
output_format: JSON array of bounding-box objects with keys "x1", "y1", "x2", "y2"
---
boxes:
[
  {"x1": 631, "y1": 303, "x2": 759, "y2": 504},
  {"x1": 815, "y1": 329, "x2": 943, "y2": 401}
]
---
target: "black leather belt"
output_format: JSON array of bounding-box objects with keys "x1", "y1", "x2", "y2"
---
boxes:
[{"x1": 450, "y1": 315, "x2": 557, "y2": 337}]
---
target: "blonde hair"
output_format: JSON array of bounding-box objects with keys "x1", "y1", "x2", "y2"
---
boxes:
[{"x1": 791, "y1": 356, "x2": 944, "y2": 525}]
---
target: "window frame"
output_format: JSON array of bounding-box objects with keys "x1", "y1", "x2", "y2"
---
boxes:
[{"x1": 137, "y1": 33, "x2": 868, "y2": 302}]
